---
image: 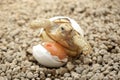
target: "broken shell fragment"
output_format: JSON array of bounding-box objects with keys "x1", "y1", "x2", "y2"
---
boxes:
[{"x1": 33, "y1": 42, "x2": 68, "y2": 67}]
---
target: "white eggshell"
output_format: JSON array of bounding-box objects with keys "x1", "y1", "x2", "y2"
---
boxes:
[
  {"x1": 32, "y1": 44, "x2": 68, "y2": 67},
  {"x1": 49, "y1": 16, "x2": 84, "y2": 37}
]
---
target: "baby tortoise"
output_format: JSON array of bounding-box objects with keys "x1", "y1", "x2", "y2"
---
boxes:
[{"x1": 30, "y1": 17, "x2": 92, "y2": 57}]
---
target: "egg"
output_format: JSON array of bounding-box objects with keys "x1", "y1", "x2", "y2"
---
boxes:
[{"x1": 32, "y1": 42, "x2": 68, "y2": 67}]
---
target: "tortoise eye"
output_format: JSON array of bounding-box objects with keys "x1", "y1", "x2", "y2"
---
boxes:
[{"x1": 61, "y1": 27, "x2": 64, "y2": 30}]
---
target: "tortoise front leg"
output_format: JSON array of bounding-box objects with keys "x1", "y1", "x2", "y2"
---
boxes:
[
  {"x1": 30, "y1": 19, "x2": 53, "y2": 29},
  {"x1": 73, "y1": 33, "x2": 92, "y2": 55}
]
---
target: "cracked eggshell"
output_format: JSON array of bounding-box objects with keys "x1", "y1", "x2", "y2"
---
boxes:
[
  {"x1": 49, "y1": 16, "x2": 84, "y2": 37},
  {"x1": 32, "y1": 44, "x2": 68, "y2": 67}
]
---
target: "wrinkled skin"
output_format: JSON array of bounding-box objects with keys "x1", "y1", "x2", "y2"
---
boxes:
[{"x1": 30, "y1": 18, "x2": 92, "y2": 57}]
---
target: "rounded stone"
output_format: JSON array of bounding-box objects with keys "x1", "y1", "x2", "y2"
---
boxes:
[{"x1": 26, "y1": 72, "x2": 34, "y2": 79}]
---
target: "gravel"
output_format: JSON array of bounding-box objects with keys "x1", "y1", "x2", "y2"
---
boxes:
[
  {"x1": 0, "y1": 0, "x2": 120, "y2": 80},
  {"x1": 66, "y1": 62, "x2": 74, "y2": 71},
  {"x1": 26, "y1": 72, "x2": 34, "y2": 79}
]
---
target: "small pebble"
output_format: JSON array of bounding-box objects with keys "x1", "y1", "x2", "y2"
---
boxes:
[
  {"x1": 83, "y1": 57, "x2": 92, "y2": 64},
  {"x1": 71, "y1": 71, "x2": 80, "y2": 79},
  {"x1": 54, "y1": 78, "x2": 60, "y2": 80},
  {"x1": 6, "y1": 55, "x2": 13, "y2": 63},
  {"x1": 66, "y1": 62, "x2": 74, "y2": 70},
  {"x1": 97, "y1": 56, "x2": 102, "y2": 64},
  {"x1": 26, "y1": 72, "x2": 34, "y2": 79},
  {"x1": 45, "y1": 78, "x2": 51, "y2": 80},
  {"x1": 118, "y1": 71, "x2": 120, "y2": 79},
  {"x1": 80, "y1": 75, "x2": 86, "y2": 80},
  {"x1": 56, "y1": 68, "x2": 68, "y2": 75},
  {"x1": 92, "y1": 64, "x2": 100, "y2": 72},
  {"x1": 0, "y1": 64, "x2": 7, "y2": 72},
  {"x1": 75, "y1": 66, "x2": 84, "y2": 74},
  {"x1": 30, "y1": 66, "x2": 36, "y2": 71},
  {"x1": 64, "y1": 73, "x2": 70, "y2": 77},
  {"x1": 13, "y1": 78, "x2": 20, "y2": 80},
  {"x1": 67, "y1": 77, "x2": 73, "y2": 80},
  {"x1": 90, "y1": 74, "x2": 98, "y2": 80},
  {"x1": 86, "y1": 72, "x2": 93, "y2": 78},
  {"x1": 0, "y1": 77, "x2": 4, "y2": 80}
]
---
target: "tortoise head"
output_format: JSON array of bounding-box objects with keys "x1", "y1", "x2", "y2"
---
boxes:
[{"x1": 56, "y1": 23, "x2": 73, "y2": 39}]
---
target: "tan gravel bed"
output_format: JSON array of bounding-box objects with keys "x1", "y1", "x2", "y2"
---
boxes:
[{"x1": 0, "y1": 0, "x2": 120, "y2": 80}]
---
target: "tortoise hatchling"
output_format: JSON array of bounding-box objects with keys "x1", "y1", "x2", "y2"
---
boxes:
[{"x1": 30, "y1": 16, "x2": 92, "y2": 67}]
